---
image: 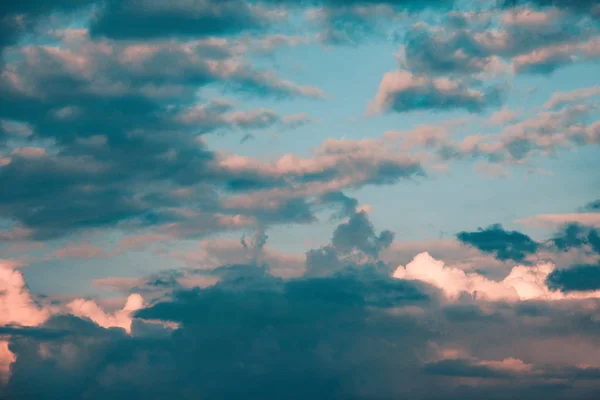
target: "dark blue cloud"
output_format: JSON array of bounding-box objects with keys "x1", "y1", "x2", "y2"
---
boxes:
[
  {"x1": 551, "y1": 224, "x2": 600, "y2": 254},
  {"x1": 456, "y1": 223, "x2": 539, "y2": 262},
  {"x1": 90, "y1": 0, "x2": 270, "y2": 40},
  {"x1": 546, "y1": 263, "x2": 600, "y2": 292}
]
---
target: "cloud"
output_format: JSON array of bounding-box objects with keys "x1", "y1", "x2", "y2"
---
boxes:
[
  {"x1": 90, "y1": 0, "x2": 276, "y2": 40},
  {"x1": 543, "y1": 86, "x2": 600, "y2": 110},
  {"x1": 216, "y1": 136, "x2": 425, "y2": 220},
  {"x1": 398, "y1": 7, "x2": 599, "y2": 77},
  {"x1": 0, "y1": 32, "x2": 327, "y2": 240},
  {"x1": 547, "y1": 263, "x2": 600, "y2": 292},
  {"x1": 517, "y1": 213, "x2": 600, "y2": 229},
  {"x1": 66, "y1": 294, "x2": 144, "y2": 334},
  {"x1": 5, "y1": 212, "x2": 600, "y2": 398},
  {"x1": 503, "y1": 0, "x2": 600, "y2": 16},
  {"x1": 393, "y1": 251, "x2": 600, "y2": 301},
  {"x1": 4, "y1": 250, "x2": 600, "y2": 398},
  {"x1": 0, "y1": 260, "x2": 49, "y2": 327},
  {"x1": 53, "y1": 241, "x2": 105, "y2": 259},
  {"x1": 0, "y1": 258, "x2": 146, "y2": 383},
  {"x1": 424, "y1": 357, "x2": 534, "y2": 379},
  {"x1": 424, "y1": 101, "x2": 600, "y2": 166},
  {"x1": 550, "y1": 223, "x2": 600, "y2": 253},
  {"x1": 0, "y1": 0, "x2": 95, "y2": 54},
  {"x1": 456, "y1": 224, "x2": 539, "y2": 262},
  {"x1": 305, "y1": 210, "x2": 394, "y2": 277},
  {"x1": 371, "y1": 70, "x2": 505, "y2": 114},
  {"x1": 582, "y1": 199, "x2": 600, "y2": 212}
]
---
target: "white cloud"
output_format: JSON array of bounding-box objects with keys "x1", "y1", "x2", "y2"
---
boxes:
[{"x1": 393, "y1": 252, "x2": 600, "y2": 301}]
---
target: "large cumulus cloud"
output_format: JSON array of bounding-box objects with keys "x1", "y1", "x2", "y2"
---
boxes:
[{"x1": 3, "y1": 212, "x2": 600, "y2": 399}]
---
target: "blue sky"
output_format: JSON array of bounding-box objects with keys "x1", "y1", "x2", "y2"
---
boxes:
[{"x1": 1, "y1": 0, "x2": 600, "y2": 398}]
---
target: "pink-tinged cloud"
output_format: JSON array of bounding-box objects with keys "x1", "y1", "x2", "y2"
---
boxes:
[
  {"x1": 370, "y1": 70, "x2": 501, "y2": 114},
  {"x1": 0, "y1": 260, "x2": 49, "y2": 327},
  {"x1": 53, "y1": 241, "x2": 105, "y2": 259},
  {"x1": 0, "y1": 341, "x2": 15, "y2": 385},
  {"x1": 393, "y1": 252, "x2": 600, "y2": 301},
  {"x1": 516, "y1": 213, "x2": 600, "y2": 229},
  {"x1": 543, "y1": 86, "x2": 600, "y2": 110},
  {"x1": 0, "y1": 260, "x2": 145, "y2": 384},
  {"x1": 66, "y1": 294, "x2": 144, "y2": 334}
]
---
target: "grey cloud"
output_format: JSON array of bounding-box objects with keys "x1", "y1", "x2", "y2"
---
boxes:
[
  {"x1": 5, "y1": 263, "x2": 600, "y2": 399},
  {"x1": 5, "y1": 215, "x2": 600, "y2": 399},
  {"x1": 0, "y1": 33, "x2": 325, "y2": 239},
  {"x1": 305, "y1": 211, "x2": 394, "y2": 277}
]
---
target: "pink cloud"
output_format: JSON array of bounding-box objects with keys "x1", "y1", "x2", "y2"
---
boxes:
[
  {"x1": 53, "y1": 241, "x2": 105, "y2": 259},
  {"x1": 516, "y1": 213, "x2": 600, "y2": 229}
]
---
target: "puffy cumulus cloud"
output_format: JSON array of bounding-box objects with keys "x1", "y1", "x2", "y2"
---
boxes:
[
  {"x1": 0, "y1": 259, "x2": 146, "y2": 384},
  {"x1": 382, "y1": 237, "x2": 514, "y2": 278},
  {"x1": 457, "y1": 223, "x2": 539, "y2": 262},
  {"x1": 5, "y1": 213, "x2": 600, "y2": 398},
  {"x1": 393, "y1": 252, "x2": 600, "y2": 301},
  {"x1": 4, "y1": 257, "x2": 600, "y2": 398},
  {"x1": 370, "y1": 70, "x2": 505, "y2": 114},
  {"x1": 66, "y1": 294, "x2": 144, "y2": 334},
  {"x1": 0, "y1": 260, "x2": 49, "y2": 327}
]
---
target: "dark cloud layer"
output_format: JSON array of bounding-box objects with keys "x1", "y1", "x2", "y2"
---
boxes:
[
  {"x1": 90, "y1": 0, "x2": 271, "y2": 40},
  {"x1": 3, "y1": 212, "x2": 600, "y2": 399},
  {"x1": 4, "y1": 263, "x2": 600, "y2": 399}
]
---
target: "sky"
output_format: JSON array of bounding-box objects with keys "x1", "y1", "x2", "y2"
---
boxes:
[{"x1": 1, "y1": 0, "x2": 600, "y2": 398}]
